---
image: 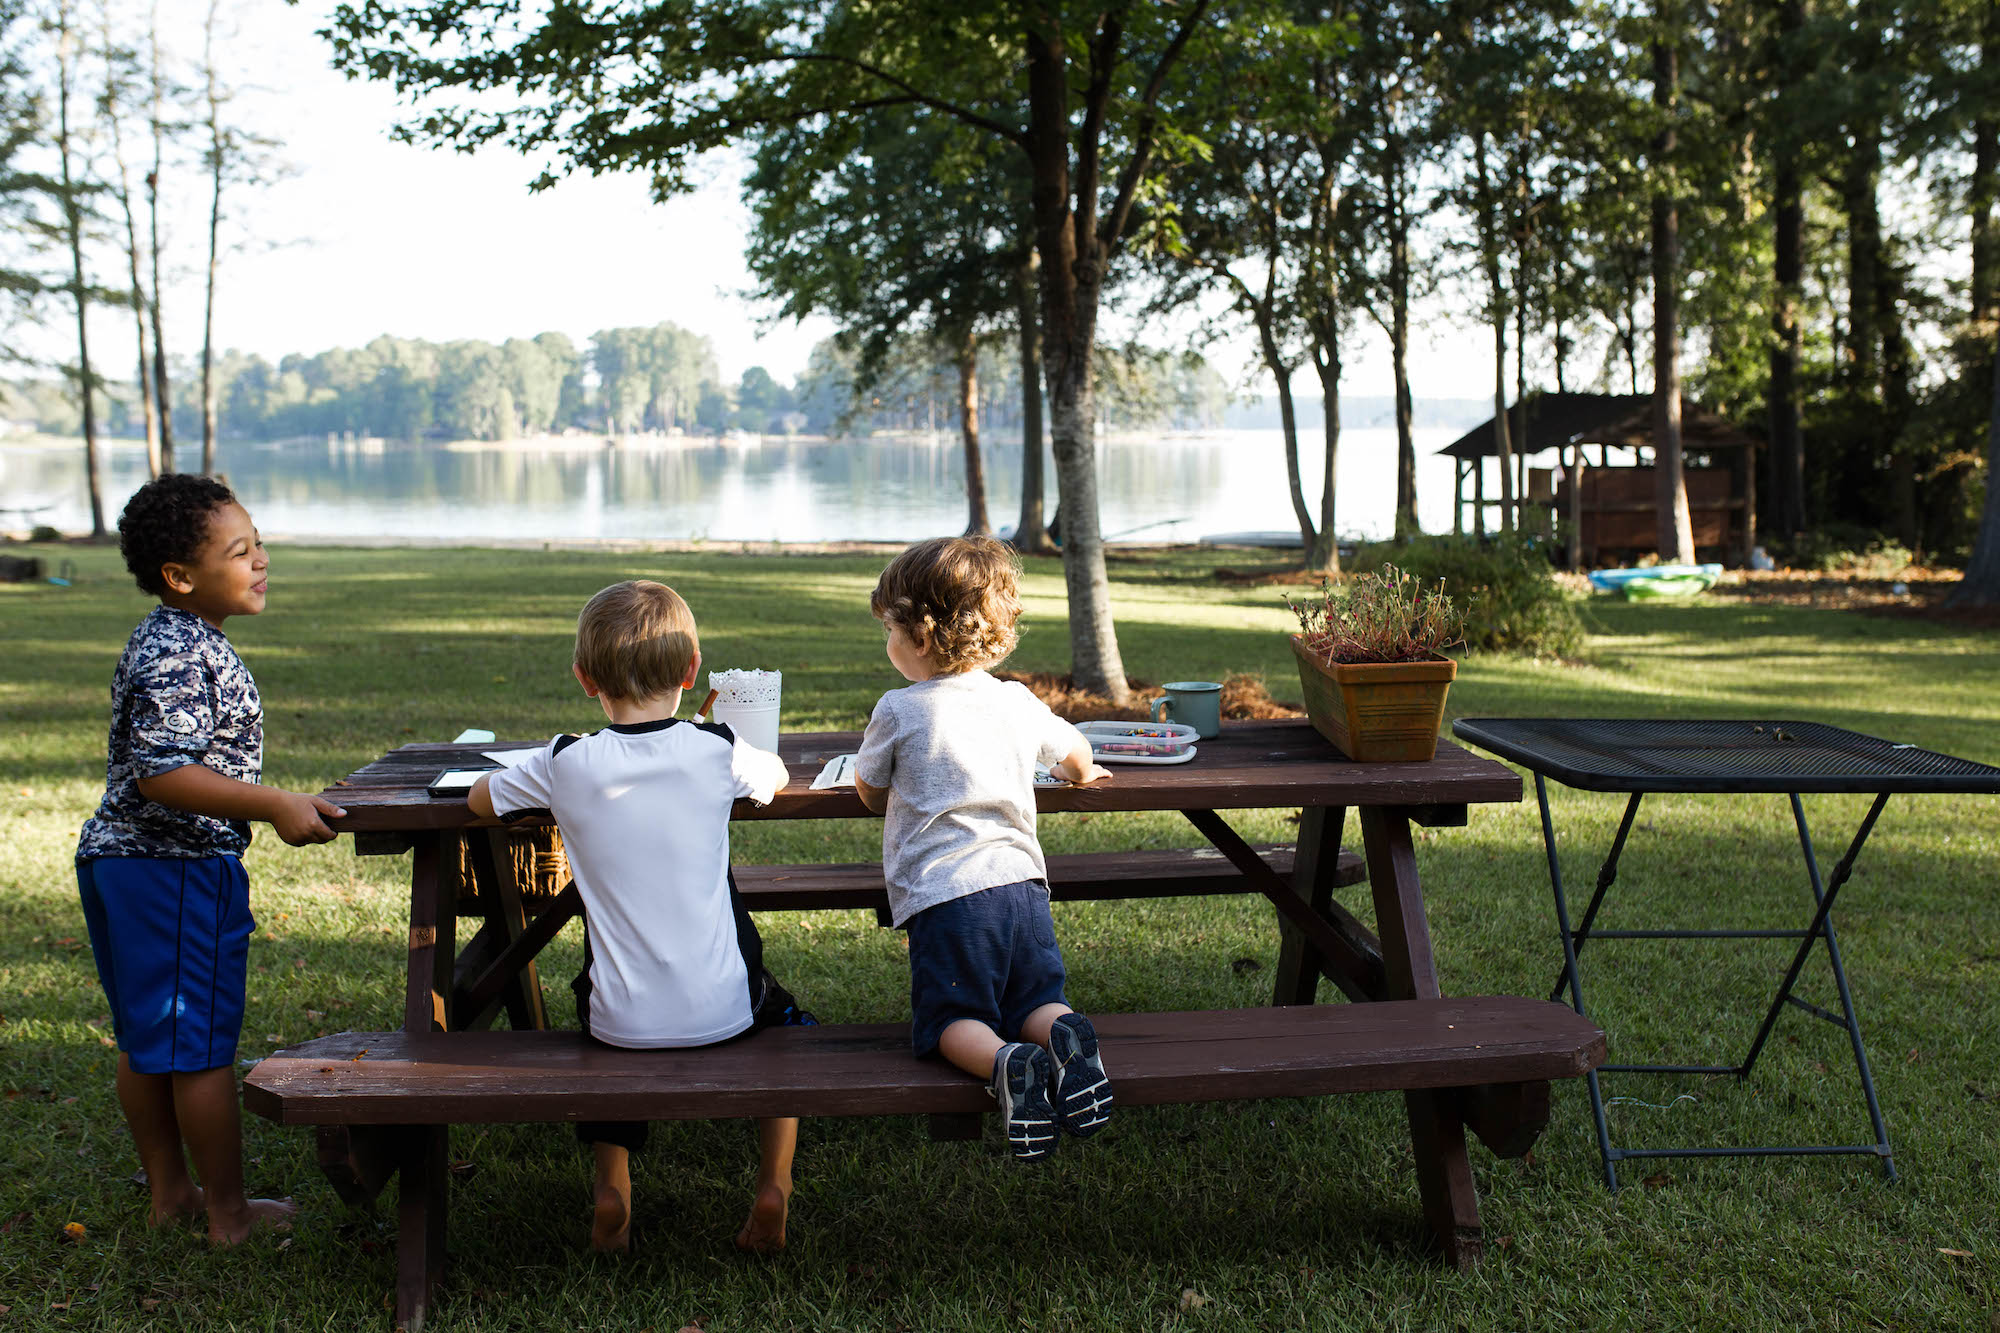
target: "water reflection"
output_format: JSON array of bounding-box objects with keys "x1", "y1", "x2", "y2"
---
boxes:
[{"x1": 3, "y1": 429, "x2": 1459, "y2": 544}]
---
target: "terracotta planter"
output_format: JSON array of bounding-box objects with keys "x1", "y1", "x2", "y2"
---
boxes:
[{"x1": 1289, "y1": 634, "x2": 1457, "y2": 762}]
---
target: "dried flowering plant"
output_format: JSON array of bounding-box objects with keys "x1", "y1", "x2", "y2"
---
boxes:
[{"x1": 1288, "y1": 565, "x2": 1466, "y2": 666}]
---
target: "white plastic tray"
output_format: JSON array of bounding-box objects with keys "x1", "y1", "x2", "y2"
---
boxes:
[{"x1": 1078, "y1": 720, "x2": 1200, "y2": 763}]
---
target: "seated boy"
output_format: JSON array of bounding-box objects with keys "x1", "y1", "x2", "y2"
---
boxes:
[
  {"x1": 469, "y1": 579, "x2": 810, "y2": 1254},
  {"x1": 77, "y1": 473, "x2": 343, "y2": 1243}
]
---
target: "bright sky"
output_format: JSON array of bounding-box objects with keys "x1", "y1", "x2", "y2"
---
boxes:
[{"x1": 149, "y1": 0, "x2": 1488, "y2": 396}]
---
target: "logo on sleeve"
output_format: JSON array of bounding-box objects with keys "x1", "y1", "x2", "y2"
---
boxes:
[{"x1": 165, "y1": 709, "x2": 199, "y2": 734}]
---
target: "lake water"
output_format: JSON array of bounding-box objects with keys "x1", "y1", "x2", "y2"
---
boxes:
[{"x1": 2, "y1": 427, "x2": 1464, "y2": 546}]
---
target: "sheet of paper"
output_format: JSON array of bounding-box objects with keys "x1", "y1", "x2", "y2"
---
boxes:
[
  {"x1": 811, "y1": 753, "x2": 859, "y2": 790},
  {"x1": 481, "y1": 748, "x2": 538, "y2": 769}
]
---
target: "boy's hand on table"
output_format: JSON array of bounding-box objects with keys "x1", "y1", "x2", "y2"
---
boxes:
[
  {"x1": 137, "y1": 764, "x2": 346, "y2": 844},
  {"x1": 1049, "y1": 749, "x2": 1112, "y2": 786},
  {"x1": 272, "y1": 792, "x2": 345, "y2": 845}
]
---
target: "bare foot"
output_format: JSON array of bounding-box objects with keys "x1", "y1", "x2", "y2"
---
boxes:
[
  {"x1": 589, "y1": 1182, "x2": 631, "y2": 1253},
  {"x1": 206, "y1": 1197, "x2": 296, "y2": 1247},
  {"x1": 148, "y1": 1184, "x2": 205, "y2": 1228},
  {"x1": 733, "y1": 1183, "x2": 790, "y2": 1255}
]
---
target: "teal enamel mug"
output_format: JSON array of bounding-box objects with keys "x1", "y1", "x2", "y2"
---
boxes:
[{"x1": 1148, "y1": 680, "x2": 1223, "y2": 739}]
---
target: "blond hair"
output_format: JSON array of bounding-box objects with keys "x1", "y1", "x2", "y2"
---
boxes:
[
  {"x1": 574, "y1": 580, "x2": 699, "y2": 701},
  {"x1": 870, "y1": 535, "x2": 1023, "y2": 673}
]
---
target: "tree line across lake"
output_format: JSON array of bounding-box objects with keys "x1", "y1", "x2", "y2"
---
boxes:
[
  {"x1": 1, "y1": 323, "x2": 1235, "y2": 444},
  {"x1": 8, "y1": 0, "x2": 2000, "y2": 698}
]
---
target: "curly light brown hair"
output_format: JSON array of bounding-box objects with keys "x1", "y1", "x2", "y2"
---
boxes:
[
  {"x1": 870, "y1": 535, "x2": 1023, "y2": 674},
  {"x1": 574, "y1": 580, "x2": 700, "y2": 701}
]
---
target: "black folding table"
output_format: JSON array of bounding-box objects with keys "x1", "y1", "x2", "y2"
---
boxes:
[{"x1": 1452, "y1": 718, "x2": 2000, "y2": 1190}]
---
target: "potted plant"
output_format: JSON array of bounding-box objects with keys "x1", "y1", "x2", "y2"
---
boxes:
[{"x1": 1287, "y1": 565, "x2": 1465, "y2": 762}]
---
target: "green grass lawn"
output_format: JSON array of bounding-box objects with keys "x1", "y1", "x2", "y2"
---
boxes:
[{"x1": 3, "y1": 542, "x2": 1997, "y2": 1331}]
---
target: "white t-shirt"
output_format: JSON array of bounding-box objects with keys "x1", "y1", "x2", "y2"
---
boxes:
[
  {"x1": 484, "y1": 719, "x2": 790, "y2": 1048},
  {"x1": 854, "y1": 670, "x2": 1089, "y2": 926}
]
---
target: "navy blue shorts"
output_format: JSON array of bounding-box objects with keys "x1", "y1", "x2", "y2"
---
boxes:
[
  {"x1": 76, "y1": 856, "x2": 253, "y2": 1075},
  {"x1": 905, "y1": 879, "x2": 1068, "y2": 1058}
]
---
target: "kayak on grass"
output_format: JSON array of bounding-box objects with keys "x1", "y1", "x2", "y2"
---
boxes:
[{"x1": 1587, "y1": 563, "x2": 1723, "y2": 594}]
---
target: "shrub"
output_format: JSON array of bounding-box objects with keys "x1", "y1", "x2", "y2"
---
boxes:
[
  {"x1": 1779, "y1": 524, "x2": 1915, "y2": 575},
  {"x1": 1347, "y1": 534, "x2": 1584, "y2": 658},
  {"x1": 30, "y1": 525, "x2": 62, "y2": 543}
]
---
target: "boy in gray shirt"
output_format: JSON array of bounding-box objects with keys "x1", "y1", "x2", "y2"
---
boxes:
[{"x1": 855, "y1": 536, "x2": 1115, "y2": 1161}]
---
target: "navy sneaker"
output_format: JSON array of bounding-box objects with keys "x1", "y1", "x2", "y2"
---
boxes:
[
  {"x1": 1047, "y1": 1013, "x2": 1113, "y2": 1138},
  {"x1": 989, "y1": 1043, "x2": 1058, "y2": 1162}
]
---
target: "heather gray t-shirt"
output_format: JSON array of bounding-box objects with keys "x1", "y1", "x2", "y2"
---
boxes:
[{"x1": 855, "y1": 670, "x2": 1089, "y2": 927}]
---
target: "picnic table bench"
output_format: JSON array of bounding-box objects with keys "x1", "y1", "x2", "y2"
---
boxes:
[{"x1": 247, "y1": 722, "x2": 1606, "y2": 1330}]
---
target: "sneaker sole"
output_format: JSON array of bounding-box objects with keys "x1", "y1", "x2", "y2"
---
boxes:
[
  {"x1": 995, "y1": 1046, "x2": 1058, "y2": 1162},
  {"x1": 1050, "y1": 1019, "x2": 1114, "y2": 1138}
]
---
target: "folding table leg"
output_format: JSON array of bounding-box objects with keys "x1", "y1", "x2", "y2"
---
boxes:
[
  {"x1": 1548, "y1": 791, "x2": 1644, "y2": 1002},
  {"x1": 1532, "y1": 774, "x2": 1622, "y2": 1189},
  {"x1": 1736, "y1": 791, "x2": 1896, "y2": 1179}
]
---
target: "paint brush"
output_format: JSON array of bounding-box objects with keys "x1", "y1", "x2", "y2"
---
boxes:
[{"x1": 692, "y1": 687, "x2": 720, "y2": 723}]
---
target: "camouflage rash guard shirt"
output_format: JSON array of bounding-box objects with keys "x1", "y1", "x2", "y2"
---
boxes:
[{"x1": 77, "y1": 605, "x2": 264, "y2": 860}]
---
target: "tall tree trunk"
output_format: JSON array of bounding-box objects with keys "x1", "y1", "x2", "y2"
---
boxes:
[
  {"x1": 1474, "y1": 131, "x2": 1514, "y2": 535},
  {"x1": 1845, "y1": 134, "x2": 1882, "y2": 394},
  {"x1": 1012, "y1": 251, "x2": 1054, "y2": 553},
  {"x1": 1653, "y1": 12, "x2": 1694, "y2": 563},
  {"x1": 1513, "y1": 136, "x2": 1532, "y2": 536},
  {"x1": 1025, "y1": 12, "x2": 1128, "y2": 702},
  {"x1": 201, "y1": 0, "x2": 221, "y2": 475},
  {"x1": 1974, "y1": 136, "x2": 1997, "y2": 324},
  {"x1": 147, "y1": 4, "x2": 174, "y2": 472},
  {"x1": 1951, "y1": 321, "x2": 2000, "y2": 605},
  {"x1": 956, "y1": 331, "x2": 990, "y2": 536},
  {"x1": 1769, "y1": 0, "x2": 1806, "y2": 540},
  {"x1": 1975, "y1": 0, "x2": 1998, "y2": 326},
  {"x1": 102, "y1": 7, "x2": 160, "y2": 478},
  {"x1": 56, "y1": 1, "x2": 105, "y2": 537},
  {"x1": 1388, "y1": 145, "x2": 1418, "y2": 539},
  {"x1": 1306, "y1": 310, "x2": 1342, "y2": 575},
  {"x1": 1256, "y1": 306, "x2": 1314, "y2": 554},
  {"x1": 1880, "y1": 258, "x2": 1917, "y2": 547}
]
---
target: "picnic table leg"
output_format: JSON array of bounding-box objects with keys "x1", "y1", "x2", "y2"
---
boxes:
[
  {"x1": 1271, "y1": 805, "x2": 1351, "y2": 1006},
  {"x1": 1360, "y1": 804, "x2": 1482, "y2": 1267},
  {"x1": 405, "y1": 834, "x2": 454, "y2": 1033},
  {"x1": 393, "y1": 1124, "x2": 449, "y2": 1332},
  {"x1": 452, "y1": 831, "x2": 550, "y2": 1031}
]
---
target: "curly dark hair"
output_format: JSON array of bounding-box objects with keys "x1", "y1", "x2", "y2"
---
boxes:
[{"x1": 118, "y1": 473, "x2": 239, "y2": 596}]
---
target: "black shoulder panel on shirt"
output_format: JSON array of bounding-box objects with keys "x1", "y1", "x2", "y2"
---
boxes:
[
  {"x1": 499, "y1": 806, "x2": 553, "y2": 824},
  {"x1": 551, "y1": 732, "x2": 584, "y2": 758},
  {"x1": 694, "y1": 720, "x2": 736, "y2": 745}
]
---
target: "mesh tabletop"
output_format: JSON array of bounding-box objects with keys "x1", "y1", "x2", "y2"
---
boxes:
[{"x1": 1452, "y1": 718, "x2": 2000, "y2": 794}]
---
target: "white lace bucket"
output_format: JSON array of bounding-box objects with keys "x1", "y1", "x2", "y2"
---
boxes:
[{"x1": 706, "y1": 668, "x2": 781, "y2": 753}]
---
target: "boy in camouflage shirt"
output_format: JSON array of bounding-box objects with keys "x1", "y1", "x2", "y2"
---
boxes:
[{"x1": 77, "y1": 474, "x2": 343, "y2": 1243}]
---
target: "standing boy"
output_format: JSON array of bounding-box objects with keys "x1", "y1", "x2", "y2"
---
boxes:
[
  {"x1": 854, "y1": 535, "x2": 1116, "y2": 1161},
  {"x1": 78, "y1": 474, "x2": 343, "y2": 1243},
  {"x1": 469, "y1": 579, "x2": 810, "y2": 1254}
]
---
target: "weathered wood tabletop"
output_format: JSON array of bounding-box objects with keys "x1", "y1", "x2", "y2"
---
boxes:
[{"x1": 323, "y1": 720, "x2": 1521, "y2": 830}]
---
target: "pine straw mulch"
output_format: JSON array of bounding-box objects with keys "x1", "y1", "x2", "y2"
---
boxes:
[
  {"x1": 1706, "y1": 567, "x2": 2000, "y2": 630},
  {"x1": 1207, "y1": 560, "x2": 2000, "y2": 630},
  {"x1": 994, "y1": 670, "x2": 1304, "y2": 724}
]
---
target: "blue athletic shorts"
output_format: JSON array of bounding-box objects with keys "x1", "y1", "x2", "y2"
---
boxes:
[
  {"x1": 76, "y1": 856, "x2": 253, "y2": 1075},
  {"x1": 905, "y1": 879, "x2": 1068, "y2": 1058}
]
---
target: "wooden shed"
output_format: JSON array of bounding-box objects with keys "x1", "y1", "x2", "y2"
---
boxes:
[{"x1": 1438, "y1": 392, "x2": 1758, "y2": 568}]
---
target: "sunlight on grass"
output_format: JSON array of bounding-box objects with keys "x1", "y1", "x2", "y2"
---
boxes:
[{"x1": 1, "y1": 543, "x2": 1996, "y2": 1330}]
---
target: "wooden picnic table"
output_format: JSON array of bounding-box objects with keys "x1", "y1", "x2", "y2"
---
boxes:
[
  {"x1": 322, "y1": 721, "x2": 1521, "y2": 1034},
  {"x1": 266, "y1": 719, "x2": 1603, "y2": 1328}
]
